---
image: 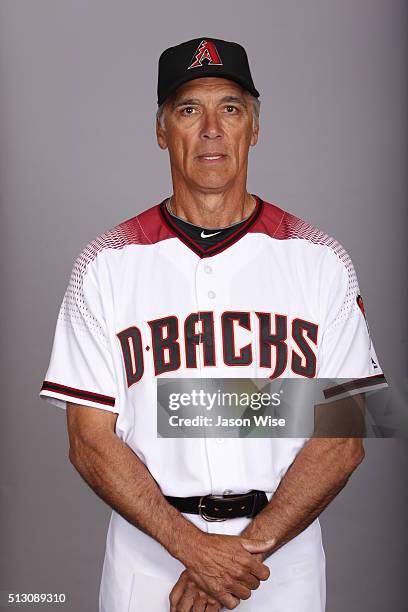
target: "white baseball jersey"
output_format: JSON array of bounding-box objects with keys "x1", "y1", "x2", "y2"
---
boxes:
[{"x1": 40, "y1": 196, "x2": 386, "y2": 611}]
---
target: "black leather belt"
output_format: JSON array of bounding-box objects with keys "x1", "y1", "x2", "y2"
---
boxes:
[{"x1": 165, "y1": 490, "x2": 268, "y2": 522}]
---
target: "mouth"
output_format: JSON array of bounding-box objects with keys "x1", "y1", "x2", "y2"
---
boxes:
[{"x1": 195, "y1": 154, "x2": 227, "y2": 163}]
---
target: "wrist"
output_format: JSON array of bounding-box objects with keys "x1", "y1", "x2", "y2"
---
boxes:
[{"x1": 166, "y1": 520, "x2": 208, "y2": 566}]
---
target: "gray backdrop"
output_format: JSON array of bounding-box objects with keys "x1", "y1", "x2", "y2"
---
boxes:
[{"x1": 1, "y1": 0, "x2": 407, "y2": 610}]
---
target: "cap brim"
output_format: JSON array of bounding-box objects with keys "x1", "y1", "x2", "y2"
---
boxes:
[{"x1": 158, "y1": 70, "x2": 260, "y2": 105}]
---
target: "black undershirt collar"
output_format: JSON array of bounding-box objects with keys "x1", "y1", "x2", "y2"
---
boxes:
[{"x1": 165, "y1": 200, "x2": 251, "y2": 251}]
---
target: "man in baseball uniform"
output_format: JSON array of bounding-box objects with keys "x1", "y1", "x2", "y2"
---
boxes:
[{"x1": 40, "y1": 38, "x2": 387, "y2": 611}]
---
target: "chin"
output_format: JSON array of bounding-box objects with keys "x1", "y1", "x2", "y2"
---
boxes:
[
  {"x1": 190, "y1": 173, "x2": 234, "y2": 192},
  {"x1": 193, "y1": 182, "x2": 233, "y2": 193}
]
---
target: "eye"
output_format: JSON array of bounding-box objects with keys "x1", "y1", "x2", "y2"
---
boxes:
[
  {"x1": 180, "y1": 106, "x2": 197, "y2": 116},
  {"x1": 224, "y1": 105, "x2": 239, "y2": 114}
]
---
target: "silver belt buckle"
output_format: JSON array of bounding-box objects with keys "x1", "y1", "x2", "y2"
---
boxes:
[{"x1": 198, "y1": 494, "x2": 228, "y2": 522}]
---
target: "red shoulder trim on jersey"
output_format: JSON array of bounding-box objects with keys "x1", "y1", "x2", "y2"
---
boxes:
[
  {"x1": 250, "y1": 203, "x2": 345, "y2": 254},
  {"x1": 133, "y1": 202, "x2": 175, "y2": 244},
  {"x1": 70, "y1": 202, "x2": 174, "y2": 278},
  {"x1": 99, "y1": 202, "x2": 174, "y2": 248},
  {"x1": 248, "y1": 200, "x2": 286, "y2": 237}
]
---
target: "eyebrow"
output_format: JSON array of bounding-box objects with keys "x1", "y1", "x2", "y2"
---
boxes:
[{"x1": 172, "y1": 95, "x2": 248, "y2": 109}]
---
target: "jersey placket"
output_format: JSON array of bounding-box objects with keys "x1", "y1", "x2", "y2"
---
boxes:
[{"x1": 193, "y1": 255, "x2": 247, "y2": 497}]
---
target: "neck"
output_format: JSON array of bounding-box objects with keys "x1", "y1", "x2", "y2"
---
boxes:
[{"x1": 168, "y1": 184, "x2": 255, "y2": 229}]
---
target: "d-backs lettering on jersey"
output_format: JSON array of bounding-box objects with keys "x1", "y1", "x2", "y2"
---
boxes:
[{"x1": 117, "y1": 311, "x2": 318, "y2": 383}]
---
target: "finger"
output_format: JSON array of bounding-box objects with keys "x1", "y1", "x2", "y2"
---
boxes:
[
  {"x1": 176, "y1": 589, "x2": 195, "y2": 612},
  {"x1": 192, "y1": 591, "x2": 209, "y2": 612},
  {"x1": 206, "y1": 602, "x2": 223, "y2": 612},
  {"x1": 216, "y1": 591, "x2": 240, "y2": 610},
  {"x1": 185, "y1": 570, "x2": 239, "y2": 610},
  {"x1": 206, "y1": 595, "x2": 222, "y2": 606},
  {"x1": 169, "y1": 573, "x2": 189, "y2": 611},
  {"x1": 226, "y1": 553, "x2": 265, "y2": 584},
  {"x1": 240, "y1": 537, "x2": 276, "y2": 555},
  {"x1": 248, "y1": 558, "x2": 271, "y2": 581},
  {"x1": 231, "y1": 560, "x2": 263, "y2": 589},
  {"x1": 229, "y1": 581, "x2": 251, "y2": 600},
  {"x1": 178, "y1": 578, "x2": 203, "y2": 612},
  {"x1": 235, "y1": 572, "x2": 260, "y2": 591}
]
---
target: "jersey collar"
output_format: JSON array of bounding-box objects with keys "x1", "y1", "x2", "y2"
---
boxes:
[{"x1": 159, "y1": 195, "x2": 264, "y2": 258}]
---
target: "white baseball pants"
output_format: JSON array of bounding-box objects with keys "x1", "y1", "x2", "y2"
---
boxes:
[{"x1": 99, "y1": 506, "x2": 326, "y2": 611}]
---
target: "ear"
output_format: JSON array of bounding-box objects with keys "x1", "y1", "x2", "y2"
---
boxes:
[
  {"x1": 156, "y1": 119, "x2": 168, "y2": 150},
  {"x1": 250, "y1": 117, "x2": 259, "y2": 147}
]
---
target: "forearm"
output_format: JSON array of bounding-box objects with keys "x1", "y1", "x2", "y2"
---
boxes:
[
  {"x1": 69, "y1": 429, "x2": 201, "y2": 563},
  {"x1": 241, "y1": 437, "x2": 365, "y2": 558}
]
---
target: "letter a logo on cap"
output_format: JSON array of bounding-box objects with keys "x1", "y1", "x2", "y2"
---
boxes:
[{"x1": 188, "y1": 40, "x2": 223, "y2": 70}]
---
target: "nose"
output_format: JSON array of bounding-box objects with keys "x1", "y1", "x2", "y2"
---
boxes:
[{"x1": 200, "y1": 109, "x2": 223, "y2": 140}]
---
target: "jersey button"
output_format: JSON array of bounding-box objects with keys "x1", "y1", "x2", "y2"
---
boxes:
[
  {"x1": 208, "y1": 291, "x2": 216, "y2": 299},
  {"x1": 216, "y1": 438, "x2": 224, "y2": 443},
  {"x1": 204, "y1": 265, "x2": 213, "y2": 274}
]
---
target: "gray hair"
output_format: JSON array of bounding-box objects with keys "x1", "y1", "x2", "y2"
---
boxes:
[{"x1": 156, "y1": 93, "x2": 261, "y2": 130}]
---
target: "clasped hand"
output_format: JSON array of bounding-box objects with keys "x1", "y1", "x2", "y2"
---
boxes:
[{"x1": 169, "y1": 533, "x2": 275, "y2": 611}]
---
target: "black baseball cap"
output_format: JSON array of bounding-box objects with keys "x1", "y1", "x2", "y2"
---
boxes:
[{"x1": 157, "y1": 37, "x2": 260, "y2": 106}]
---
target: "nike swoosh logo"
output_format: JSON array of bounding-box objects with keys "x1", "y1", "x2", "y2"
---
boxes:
[{"x1": 201, "y1": 230, "x2": 221, "y2": 238}]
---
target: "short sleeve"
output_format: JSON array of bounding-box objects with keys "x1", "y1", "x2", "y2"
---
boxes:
[
  {"x1": 316, "y1": 249, "x2": 387, "y2": 399},
  {"x1": 39, "y1": 245, "x2": 119, "y2": 413}
]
